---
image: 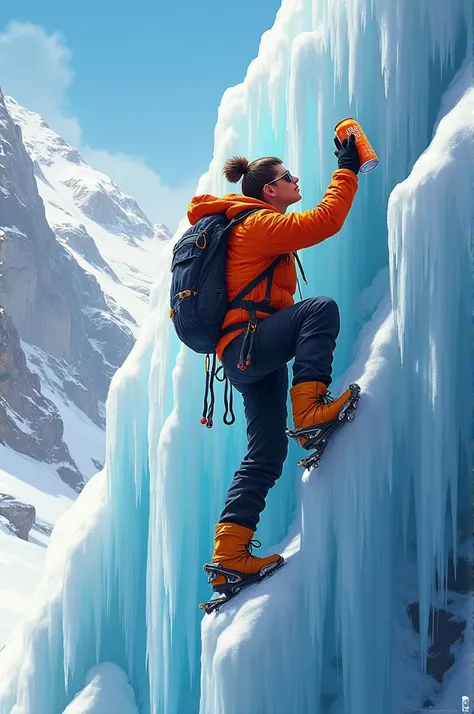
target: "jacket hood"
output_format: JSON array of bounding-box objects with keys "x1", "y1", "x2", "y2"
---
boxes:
[{"x1": 187, "y1": 193, "x2": 275, "y2": 225}]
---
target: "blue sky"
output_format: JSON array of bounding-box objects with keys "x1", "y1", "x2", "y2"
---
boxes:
[{"x1": 0, "y1": 1, "x2": 281, "y2": 230}]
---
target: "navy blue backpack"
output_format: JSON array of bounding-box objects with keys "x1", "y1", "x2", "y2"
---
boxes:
[{"x1": 169, "y1": 209, "x2": 306, "y2": 427}]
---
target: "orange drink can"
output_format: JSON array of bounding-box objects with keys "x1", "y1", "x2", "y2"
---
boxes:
[{"x1": 334, "y1": 118, "x2": 379, "y2": 173}]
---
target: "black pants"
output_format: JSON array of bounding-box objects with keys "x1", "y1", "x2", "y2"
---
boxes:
[{"x1": 220, "y1": 296, "x2": 340, "y2": 531}]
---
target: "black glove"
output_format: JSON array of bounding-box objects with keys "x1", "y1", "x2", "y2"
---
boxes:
[{"x1": 334, "y1": 133, "x2": 360, "y2": 175}]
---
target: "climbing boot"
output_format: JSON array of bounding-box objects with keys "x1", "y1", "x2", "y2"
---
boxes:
[
  {"x1": 200, "y1": 523, "x2": 284, "y2": 615},
  {"x1": 289, "y1": 380, "x2": 360, "y2": 448}
]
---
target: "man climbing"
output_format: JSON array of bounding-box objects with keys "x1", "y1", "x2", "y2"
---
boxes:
[{"x1": 187, "y1": 135, "x2": 360, "y2": 613}]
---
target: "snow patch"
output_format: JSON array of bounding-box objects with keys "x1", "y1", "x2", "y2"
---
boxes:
[{"x1": 61, "y1": 663, "x2": 139, "y2": 714}]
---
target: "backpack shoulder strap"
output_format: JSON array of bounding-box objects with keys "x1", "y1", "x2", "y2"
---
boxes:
[
  {"x1": 223, "y1": 205, "x2": 283, "y2": 313},
  {"x1": 229, "y1": 255, "x2": 282, "y2": 309},
  {"x1": 225, "y1": 206, "x2": 264, "y2": 231}
]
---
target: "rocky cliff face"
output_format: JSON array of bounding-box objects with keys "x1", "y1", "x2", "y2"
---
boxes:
[
  {"x1": 0, "y1": 310, "x2": 83, "y2": 490},
  {"x1": 0, "y1": 494, "x2": 36, "y2": 540}
]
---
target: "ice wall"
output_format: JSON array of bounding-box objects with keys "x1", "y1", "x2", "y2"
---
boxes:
[
  {"x1": 201, "y1": 57, "x2": 473, "y2": 714},
  {"x1": 0, "y1": 1, "x2": 471, "y2": 713}
]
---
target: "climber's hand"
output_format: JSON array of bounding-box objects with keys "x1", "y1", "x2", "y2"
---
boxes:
[{"x1": 334, "y1": 133, "x2": 360, "y2": 175}]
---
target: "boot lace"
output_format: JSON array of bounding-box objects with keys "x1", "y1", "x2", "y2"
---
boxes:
[
  {"x1": 316, "y1": 390, "x2": 334, "y2": 406},
  {"x1": 246, "y1": 538, "x2": 262, "y2": 555}
]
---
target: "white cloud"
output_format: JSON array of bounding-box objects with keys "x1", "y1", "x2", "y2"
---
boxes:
[
  {"x1": 0, "y1": 22, "x2": 81, "y2": 146},
  {"x1": 0, "y1": 22, "x2": 193, "y2": 231}
]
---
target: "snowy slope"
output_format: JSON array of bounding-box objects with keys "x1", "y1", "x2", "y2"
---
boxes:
[
  {"x1": 0, "y1": 444, "x2": 74, "y2": 645},
  {"x1": 20, "y1": 341, "x2": 107, "y2": 480},
  {"x1": 0, "y1": 1, "x2": 471, "y2": 713}
]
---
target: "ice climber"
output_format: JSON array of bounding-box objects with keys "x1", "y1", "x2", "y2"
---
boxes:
[{"x1": 187, "y1": 135, "x2": 361, "y2": 611}]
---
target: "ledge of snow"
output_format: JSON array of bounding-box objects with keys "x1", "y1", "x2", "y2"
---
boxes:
[{"x1": 61, "y1": 663, "x2": 138, "y2": 714}]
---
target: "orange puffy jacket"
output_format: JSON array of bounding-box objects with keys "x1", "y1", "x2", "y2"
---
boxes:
[{"x1": 187, "y1": 168, "x2": 358, "y2": 361}]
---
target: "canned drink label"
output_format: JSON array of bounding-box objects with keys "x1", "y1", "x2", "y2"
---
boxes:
[{"x1": 334, "y1": 118, "x2": 379, "y2": 173}]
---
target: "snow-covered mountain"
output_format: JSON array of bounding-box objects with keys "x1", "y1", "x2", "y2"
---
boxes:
[
  {"x1": 0, "y1": 89, "x2": 171, "y2": 645},
  {"x1": 0, "y1": 89, "x2": 171, "y2": 480},
  {"x1": 6, "y1": 96, "x2": 171, "y2": 332}
]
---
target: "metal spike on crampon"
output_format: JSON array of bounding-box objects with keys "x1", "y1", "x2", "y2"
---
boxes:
[{"x1": 199, "y1": 558, "x2": 284, "y2": 614}]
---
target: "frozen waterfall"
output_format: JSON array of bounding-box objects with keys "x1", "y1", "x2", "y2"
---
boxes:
[{"x1": 0, "y1": 1, "x2": 471, "y2": 713}]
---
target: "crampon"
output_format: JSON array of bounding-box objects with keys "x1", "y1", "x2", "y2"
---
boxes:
[{"x1": 199, "y1": 557, "x2": 284, "y2": 615}]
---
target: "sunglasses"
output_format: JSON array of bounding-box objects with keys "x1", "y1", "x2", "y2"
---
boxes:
[{"x1": 265, "y1": 169, "x2": 294, "y2": 186}]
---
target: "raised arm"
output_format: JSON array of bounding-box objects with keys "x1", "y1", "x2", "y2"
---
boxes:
[{"x1": 250, "y1": 168, "x2": 358, "y2": 256}]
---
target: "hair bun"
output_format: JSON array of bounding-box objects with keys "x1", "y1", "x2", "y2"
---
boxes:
[{"x1": 223, "y1": 156, "x2": 250, "y2": 183}]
